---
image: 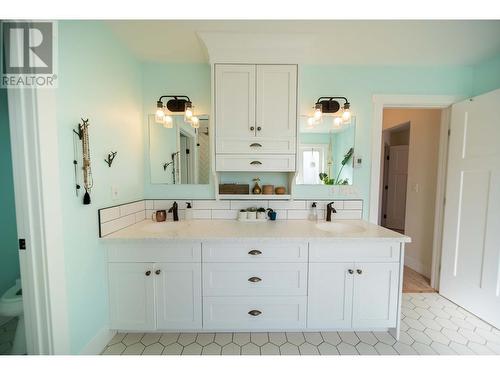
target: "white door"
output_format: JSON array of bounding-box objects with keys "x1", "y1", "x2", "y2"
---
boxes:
[
  {"x1": 307, "y1": 263, "x2": 354, "y2": 329},
  {"x1": 385, "y1": 145, "x2": 409, "y2": 230},
  {"x1": 108, "y1": 263, "x2": 155, "y2": 330},
  {"x1": 351, "y1": 262, "x2": 400, "y2": 329},
  {"x1": 155, "y1": 263, "x2": 202, "y2": 330},
  {"x1": 440, "y1": 89, "x2": 500, "y2": 328},
  {"x1": 215, "y1": 64, "x2": 256, "y2": 141},
  {"x1": 256, "y1": 65, "x2": 297, "y2": 139}
]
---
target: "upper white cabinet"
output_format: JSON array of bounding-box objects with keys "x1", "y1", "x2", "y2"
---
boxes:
[
  {"x1": 215, "y1": 64, "x2": 256, "y2": 140},
  {"x1": 215, "y1": 64, "x2": 298, "y2": 171}
]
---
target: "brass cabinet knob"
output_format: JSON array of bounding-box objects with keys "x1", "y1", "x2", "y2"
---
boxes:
[
  {"x1": 248, "y1": 276, "x2": 262, "y2": 283},
  {"x1": 248, "y1": 249, "x2": 262, "y2": 255},
  {"x1": 145, "y1": 270, "x2": 151, "y2": 276},
  {"x1": 248, "y1": 310, "x2": 262, "y2": 316},
  {"x1": 155, "y1": 270, "x2": 161, "y2": 275}
]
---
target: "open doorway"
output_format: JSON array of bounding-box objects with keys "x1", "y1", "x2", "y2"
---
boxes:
[{"x1": 380, "y1": 108, "x2": 444, "y2": 293}]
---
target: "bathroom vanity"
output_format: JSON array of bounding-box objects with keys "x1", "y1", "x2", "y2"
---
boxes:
[{"x1": 102, "y1": 219, "x2": 410, "y2": 338}]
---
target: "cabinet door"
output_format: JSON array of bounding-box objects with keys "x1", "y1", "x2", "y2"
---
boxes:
[
  {"x1": 108, "y1": 263, "x2": 155, "y2": 330},
  {"x1": 307, "y1": 263, "x2": 354, "y2": 329},
  {"x1": 155, "y1": 263, "x2": 202, "y2": 330},
  {"x1": 352, "y1": 262, "x2": 400, "y2": 329},
  {"x1": 215, "y1": 64, "x2": 256, "y2": 142},
  {"x1": 256, "y1": 65, "x2": 297, "y2": 139}
]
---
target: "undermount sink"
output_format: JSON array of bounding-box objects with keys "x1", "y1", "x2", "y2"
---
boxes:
[
  {"x1": 315, "y1": 221, "x2": 365, "y2": 234},
  {"x1": 141, "y1": 222, "x2": 179, "y2": 233}
]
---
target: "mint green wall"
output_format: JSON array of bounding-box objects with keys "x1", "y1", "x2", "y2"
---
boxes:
[
  {"x1": 57, "y1": 21, "x2": 144, "y2": 353},
  {"x1": 471, "y1": 53, "x2": 500, "y2": 96},
  {"x1": 0, "y1": 87, "x2": 20, "y2": 296}
]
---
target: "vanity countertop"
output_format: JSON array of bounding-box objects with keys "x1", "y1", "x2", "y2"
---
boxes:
[{"x1": 102, "y1": 219, "x2": 411, "y2": 242}]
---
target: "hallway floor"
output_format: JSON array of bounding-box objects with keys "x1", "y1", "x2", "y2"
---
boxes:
[
  {"x1": 403, "y1": 266, "x2": 436, "y2": 293},
  {"x1": 102, "y1": 293, "x2": 500, "y2": 355}
]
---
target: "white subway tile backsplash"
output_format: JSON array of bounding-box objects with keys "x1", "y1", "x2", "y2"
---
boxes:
[
  {"x1": 211, "y1": 209, "x2": 238, "y2": 220},
  {"x1": 287, "y1": 210, "x2": 310, "y2": 220},
  {"x1": 99, "y1": 199, "x2": 364, "y2": 237},
  {"x1": 230, "y1": 200, "x2": 268, "y2": 210},
  {"x1": 332, "y1": 210, "x2": 363, "y2": 219},
  {"x1": 343, "y1": 200, "x2": 363, "y2": 210},
  {"x1": 192, "y1": 209, "x2": 212, "y2": 219},
  {"x1": 101, "y1": 213, "x2": 136, "y2": 237},
  {"x1": 269, "y1": 200, "x2": 306, "y2": 210},
  {"x1": 192, "y1": 200, "x2": 230, "y2": 210},
  {"x1": 99, "y1": 206, "x2": 120, "y2": 223}
]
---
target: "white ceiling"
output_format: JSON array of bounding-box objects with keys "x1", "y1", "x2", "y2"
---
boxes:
[{"x1": 105, "y1": 20, "x2": 500, "y2": 66}]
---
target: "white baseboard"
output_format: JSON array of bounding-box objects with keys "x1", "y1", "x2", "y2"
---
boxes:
[
  {"x1": 80, "y1": 327, "x2": 116, "y2": 355},
  {"x1": 404, "y1": 255, "x2": 431, "y2": 279}
]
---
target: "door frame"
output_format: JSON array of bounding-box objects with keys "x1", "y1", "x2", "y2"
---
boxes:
[
  {"x1": 7, "y1": 85, "x2": 69, "y2": 353},
  {"x1": 369, "y1": 94, "x2": 461, "y2": 289}
]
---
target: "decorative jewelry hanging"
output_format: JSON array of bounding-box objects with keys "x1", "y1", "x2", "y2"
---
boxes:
[{"x1": 73, "y1": 118, "x2": 94, "y2": 205}]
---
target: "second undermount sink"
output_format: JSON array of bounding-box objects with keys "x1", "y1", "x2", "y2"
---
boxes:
[{"x1": 315, "y1": 221, "x2": 365, "y2": 234}]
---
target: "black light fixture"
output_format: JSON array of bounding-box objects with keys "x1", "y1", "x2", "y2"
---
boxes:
[
  {"x1": 155, "y1": 95, "x2": 197, "y2": 128},
  {"x1": 308, "y1": 96, "x2": 352, "y2": 127}
]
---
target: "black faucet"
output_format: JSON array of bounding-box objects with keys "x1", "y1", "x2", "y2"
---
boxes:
[
  {"x1": 326, "y1": 202, "x2": 337, "y2": 222},
  {"x1": 168, "y1": 201, "x2": 179, "y2": 221}
]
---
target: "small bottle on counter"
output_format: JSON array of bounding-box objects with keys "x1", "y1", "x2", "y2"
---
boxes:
[
  {"x1": 309, "y1": 202, "x2": 318, "y2": 222},
  {"x1": 185, "y1": 202, "x2": 193, "y2": 221}
]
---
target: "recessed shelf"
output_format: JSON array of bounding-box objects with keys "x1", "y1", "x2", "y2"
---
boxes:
[{"x1": 218, "y1": 194, "x2": 291, "y2": 201}]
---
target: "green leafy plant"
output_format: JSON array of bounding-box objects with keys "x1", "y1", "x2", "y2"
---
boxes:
[{"x1": 319, "y1": 147, "x2": 354, "y2": 185}]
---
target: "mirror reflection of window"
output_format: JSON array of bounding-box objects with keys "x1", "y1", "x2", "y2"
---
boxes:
[{"x1": 298, "y1": 145, "x2": 326, "y2": 184}]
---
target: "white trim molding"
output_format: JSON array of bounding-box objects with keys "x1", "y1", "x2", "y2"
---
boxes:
[{"x1": 369, "y1": 94, "x2": 462, "y2": 291}]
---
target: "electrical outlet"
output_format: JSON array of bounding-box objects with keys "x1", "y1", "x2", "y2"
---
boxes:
[{"x1": 111, "y1": 185, "x2": 119, "y2": 200}]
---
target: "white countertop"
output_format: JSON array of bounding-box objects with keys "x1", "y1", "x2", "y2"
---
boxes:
[{"x1": 102, "y1": 219, "x2": 411, "y2": 242}]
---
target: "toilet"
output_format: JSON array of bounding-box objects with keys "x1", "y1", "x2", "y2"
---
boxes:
[{"x1": 0, "y1": 279, "x2": 25, "y2": 354}]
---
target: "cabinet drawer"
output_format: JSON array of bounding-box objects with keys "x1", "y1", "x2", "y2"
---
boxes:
[
  {"x1": 203, "y1": 296, "x2": 306, "y2": 330},
  {"x1": 203, "y1": 241, "x2": 308, "y2": 262},
  {"x1": 216, "y1": 154, "x2": 295, "y2": 172},
  {"x1": 309, "y1": 241, "x2": 401, "y2": 262},
  {"x1": 203, "y1": 263, "x2": 307, "y2": 296},
  {"x1": 216, "y1": 138, "x2": 296, "y2": 154},
  {"x1": 107, "y1": 241, "x2": 201, "y2": 263}
]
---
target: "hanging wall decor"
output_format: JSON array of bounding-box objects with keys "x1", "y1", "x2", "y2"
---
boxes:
[
  {"x1": 104, "y1": 151, "x2": 117, "y2": 167},
  {"x1": 73, "y1": 119, "x2": 93, "y2": 205}
]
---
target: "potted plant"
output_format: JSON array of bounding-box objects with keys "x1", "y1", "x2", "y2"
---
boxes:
[
  {"x1": 238, "y1": 209, "x2": 247, "y2": 221},
  {"x1": 257, "y1": 207, "x2": 267, "y2": 220},
  {"x1": 319, "y1": 147, "x2": 354, "y2": 185}
]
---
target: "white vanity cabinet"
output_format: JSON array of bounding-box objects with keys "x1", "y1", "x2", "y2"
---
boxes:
[
  {"x1": 107, "y1": 242, "x2": 202, "y2": 331},
  {"x1": 215, "y1": 64, "x2": 297, "y2": 172},
  {"x1": 307, "y1": 241, "x2": 403, "y2": 331}
]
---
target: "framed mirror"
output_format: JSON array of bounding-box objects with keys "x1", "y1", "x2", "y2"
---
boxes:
[
  {"x1": 296, "y1": 116, "x2": 356, "y2": 185},
  {"x1": 148, "y1": 115, "x2": 210, "y2": 184}
]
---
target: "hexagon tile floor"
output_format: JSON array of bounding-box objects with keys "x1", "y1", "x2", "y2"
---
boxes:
[{"x1": 102, "y1": 293, "x2": 500, "y2": 355}]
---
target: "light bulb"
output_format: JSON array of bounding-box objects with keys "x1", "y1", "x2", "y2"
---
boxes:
[
  {"x1": 191, "y1": 116, "x2": 200, "y2": 129},
  {"x1": 313, "y1": 103, "x2": 322, "y2": 121},
  {"x1": 342, "y1": 103, "x2": 351, "y2": 122},
  {"x1": 307, "y1": 117, "x2": 315, "y2": 128},
  {"x1": 163, "y1": 115, "x2": 173, "y2": 129},
  {"x1": 333, "y1": 117, "x2": 343, "y2": 127},
  {"x1": 155, "y1": 109, "x2": 165, "y2": 124},
  {"x1": 184, "y1": 101, "x2": 193, "y2": 122}
]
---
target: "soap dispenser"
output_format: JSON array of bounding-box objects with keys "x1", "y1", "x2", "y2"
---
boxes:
[
  {"x1": 185, "y1": 202, "x2": 193, "y2": 221},
  {"x1": 309, "y1": 202, "x2": 318, "y2": 222}
]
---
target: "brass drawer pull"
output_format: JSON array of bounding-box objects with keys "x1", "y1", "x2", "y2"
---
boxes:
[
  {"x1": 248, "y1": 249, "x2": 262, "y2": 256},
  {"x1": 250, "y1": 143, "x2": 262, "y2": 148},
  {"x1": 248, "y1": 310, "x2": 262, "y2": 316},
  {"x1": 250, "y1": 160, "x2": 262, "y2": 165},
  {"x1": 248, "y1": 276, "x2": 262, "y2": 283}
]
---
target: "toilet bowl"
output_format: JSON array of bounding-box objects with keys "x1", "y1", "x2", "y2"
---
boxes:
[{"x1": 0, "y1": 279, "x2": 25, "y2": 354}]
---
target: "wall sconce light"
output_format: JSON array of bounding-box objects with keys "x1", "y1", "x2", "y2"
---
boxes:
[
  {"x1": 155, "y1": 95, "x2": 197, "y2": 128},
  {"x1": 308, "y1": 96, "x2": 352, "y2": 127}
]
